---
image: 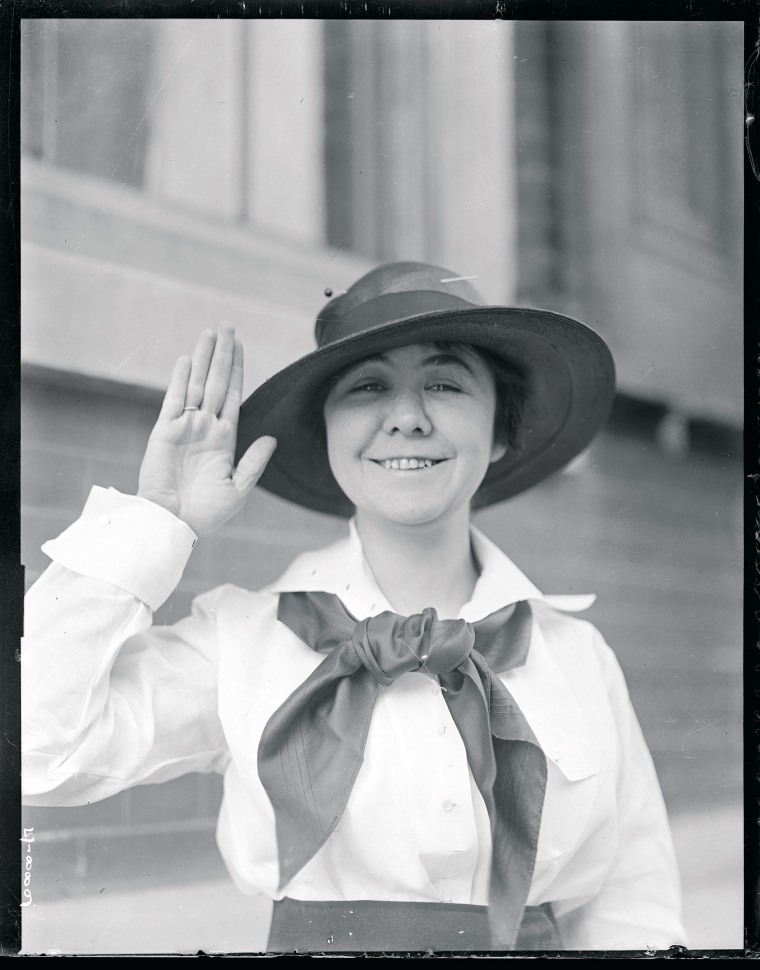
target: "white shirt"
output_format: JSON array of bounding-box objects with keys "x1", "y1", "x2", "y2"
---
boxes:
[{"x1": 22, "y1": 486, "x2": 687, "y2": 951}]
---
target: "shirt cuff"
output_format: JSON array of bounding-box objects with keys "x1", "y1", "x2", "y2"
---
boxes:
[{"x1": 41, "y1": 486, "x2": 198, "y2": 611}]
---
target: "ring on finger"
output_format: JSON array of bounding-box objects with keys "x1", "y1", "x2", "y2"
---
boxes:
[{"x1": 183, "y1": 405, "x2": 201, "y2": 412}]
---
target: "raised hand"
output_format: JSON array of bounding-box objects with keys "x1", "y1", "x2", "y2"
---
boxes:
[{"x1": 137, "y1": 323, "x2": 277, "y2": 537}]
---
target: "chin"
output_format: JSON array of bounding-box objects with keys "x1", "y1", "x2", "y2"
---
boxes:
[{"x1": 364, "y1": 497, "x2": 470, "y2": 529}]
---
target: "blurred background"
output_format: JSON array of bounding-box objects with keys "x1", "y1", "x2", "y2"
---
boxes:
[{"x1": 19, "y1": 17, "x2": 743, "y2": 954}]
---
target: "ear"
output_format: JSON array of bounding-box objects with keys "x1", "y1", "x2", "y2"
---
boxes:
[{"x1": 490, "y1": 440, "x2": 508, "y2": 463}]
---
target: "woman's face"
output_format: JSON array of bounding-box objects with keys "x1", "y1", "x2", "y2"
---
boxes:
[{"x1": 323, "y1": 343, "x2": 507, "y2": 529}]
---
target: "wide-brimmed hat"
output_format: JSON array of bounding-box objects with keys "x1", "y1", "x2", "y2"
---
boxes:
[{"x1": 235, "y1": 261, "x2": 616, "y2": 517}]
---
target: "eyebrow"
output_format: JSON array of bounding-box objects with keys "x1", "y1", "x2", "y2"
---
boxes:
[
  {"x1": 420, "y1": 353, "x2": 476, "y2": 375},
  {"x1": 350, "y1": 354, "x2": 388, "y2": 368},
  {"x1": 333, "y1": 355, "x2": 388, "y2": 383},
  {"x1": 334, "y1": 350, "x2": 476, "y2": 386}
]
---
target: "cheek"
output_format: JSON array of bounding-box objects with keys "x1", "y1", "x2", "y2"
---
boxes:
[
  {"x1": 324, "y1": 419, "x2": 347, "y2": 475},
  {"x1": 454, "y1": 400, "x2": 498, "y2": 455},
  {"x1": 324, "y1": 405, "x2": 370, "y2": 472},
  {"x1": 324, "y1": 400, "x2": 347, "y2": 445}
]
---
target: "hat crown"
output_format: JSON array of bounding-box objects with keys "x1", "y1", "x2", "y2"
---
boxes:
[{"x1": 315, "y1": 261, "x2": 483, "y2": 347}]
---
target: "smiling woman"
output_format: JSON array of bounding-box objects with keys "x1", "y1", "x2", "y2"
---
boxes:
[{"x1": 22, "y1": 261, "x2": 687, "y2": 954}]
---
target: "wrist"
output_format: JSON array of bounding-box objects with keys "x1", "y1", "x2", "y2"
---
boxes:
[
  {"x1": 136, "y1": 484, "x2": 181, "y2": 520},
  {"x1": 136, "y1": 488, "x2": 216, "y2": 538}
]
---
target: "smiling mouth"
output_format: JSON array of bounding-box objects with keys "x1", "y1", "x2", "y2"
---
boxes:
[{"x1": 371, "y1": 458, "x2": 445, "y2": 470}]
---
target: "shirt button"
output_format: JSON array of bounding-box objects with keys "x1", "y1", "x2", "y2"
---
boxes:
[
  {"x1": 437, "y1": 725, "x2": 447, "y2": 736},
  {"x1": 98, "y1": 515, "x2": 111, "y2": 526},
  {"x1": 442, "y1": 799, "x2": 456, "y2": 813}
]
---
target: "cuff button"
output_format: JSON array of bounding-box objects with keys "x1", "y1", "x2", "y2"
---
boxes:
[{"x1": 98, "y1": 514, "x2": 111, "y2": 526}]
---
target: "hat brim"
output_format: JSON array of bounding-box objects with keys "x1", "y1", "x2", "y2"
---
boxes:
[{"x1": 235, "y1": 306, "x2": 616, "y2": 517}]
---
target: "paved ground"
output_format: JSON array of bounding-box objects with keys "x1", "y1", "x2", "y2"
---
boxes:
[{"x1": 20, "y1": 802, "x2": 745, "y2": 956}]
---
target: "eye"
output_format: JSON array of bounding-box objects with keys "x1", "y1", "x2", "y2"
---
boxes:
[
  {"x1": 427, "y1": 382, "x2": 462, "y2": 393},
  {"x1": 350, "y1": 380, "x2": 385, "y2": 393}
]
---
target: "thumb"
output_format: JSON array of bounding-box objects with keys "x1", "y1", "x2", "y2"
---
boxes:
[{"x1": 233, "y1": 436, "x2": 278, "y2": 498}]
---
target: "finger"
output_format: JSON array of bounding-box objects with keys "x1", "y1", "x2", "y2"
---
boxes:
[
  {"x1": 158, "y1": 355, "x2": 192, "y2": 421},
  {"x1": 219, "y1": 337, "x2": 245, "y2": 425},
  {"x1": 202, "y1": 322, "x2": 236, "y2": 416},
  {"x1": 233, "y1": 436, "x2": 277, "y2": 498},
  {"x1": 185, "y1": 329, "x2": 217, "y2": 408}
]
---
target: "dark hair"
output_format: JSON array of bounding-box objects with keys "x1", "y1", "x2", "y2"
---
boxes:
[{"x1": 307, "y1": 341, "x2": 527, "y2": 454}]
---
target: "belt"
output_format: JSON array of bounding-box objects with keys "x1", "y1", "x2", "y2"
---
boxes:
[{"x1": 268, "y1": 897, "x2": 561, "y2": 952}]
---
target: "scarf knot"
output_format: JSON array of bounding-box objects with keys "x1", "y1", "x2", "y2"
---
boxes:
[{"x1": 350, "y1": 609, "x2": 475, "y2": 684}]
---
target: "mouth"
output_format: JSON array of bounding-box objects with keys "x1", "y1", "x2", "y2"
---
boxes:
[{"x1": 370, "y1": 458, "x2": 447, "y2": 471}]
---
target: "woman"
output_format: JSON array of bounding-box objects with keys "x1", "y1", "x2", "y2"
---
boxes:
[{"x1": 22, "y1": 262, "x2": 687, "y2": 953}]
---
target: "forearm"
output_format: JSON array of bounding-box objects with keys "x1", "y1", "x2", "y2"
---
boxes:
[
  {"x1": 21, "y1": 487, "x2": 224, "y2": 805},
  {"x1": 22, "y1": 563, "x2": 152, "y2": 790}
]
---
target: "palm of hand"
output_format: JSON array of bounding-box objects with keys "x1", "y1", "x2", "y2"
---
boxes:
[{"x1": 137, "y1": 324, "x2": 277, "y2": 537}]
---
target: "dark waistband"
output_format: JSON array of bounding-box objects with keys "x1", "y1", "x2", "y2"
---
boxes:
[{"x1": 268, "y1": 897, "x2": 560, "y2": 953}]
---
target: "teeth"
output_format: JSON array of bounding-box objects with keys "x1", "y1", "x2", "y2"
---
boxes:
[{"x1": 381, "y1": 458, "x2": 436, "y2": 470}]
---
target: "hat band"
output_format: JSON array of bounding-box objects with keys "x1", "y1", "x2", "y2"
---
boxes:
[{"x1": 316, "y1": 291, "x2": 477, "y2": 347}]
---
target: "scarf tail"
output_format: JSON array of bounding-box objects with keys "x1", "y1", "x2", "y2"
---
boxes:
[
  {"x1": 488, "y1": 736, "x2": 548, "y2": 948},
  {"x1": 258, "y1": 643, "x2": 378, "y2": 890}
]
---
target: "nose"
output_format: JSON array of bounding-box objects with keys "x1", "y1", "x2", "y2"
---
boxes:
[{"x1": 381, "y1": 388, "x2": 432, "y2": 437}]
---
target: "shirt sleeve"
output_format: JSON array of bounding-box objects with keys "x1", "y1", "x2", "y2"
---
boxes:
[
  {"x1": 22, "y1": 486, "x2": 230, "y2": 807},
  {"x1": 555, "y1": 635, "x2": 689, "y2": 951}
]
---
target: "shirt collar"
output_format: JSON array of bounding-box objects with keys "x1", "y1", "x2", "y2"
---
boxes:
[{"x1": 265, "y1": 518, "x2": 596, "y2": 621}]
